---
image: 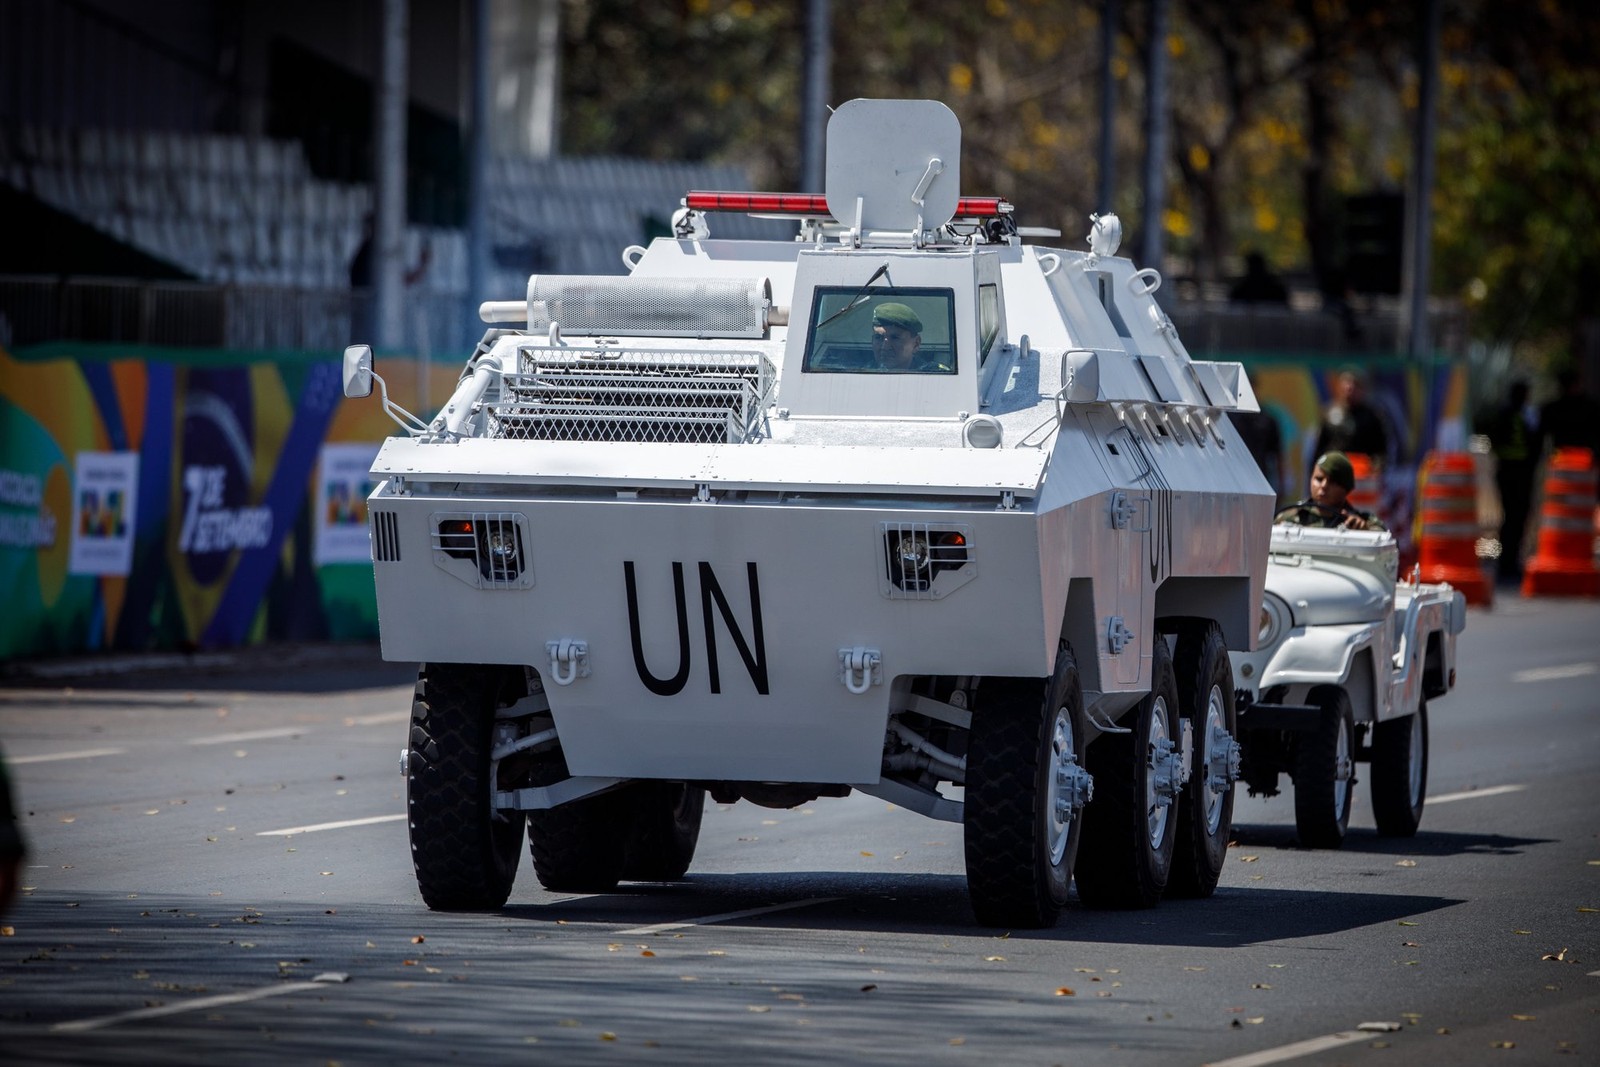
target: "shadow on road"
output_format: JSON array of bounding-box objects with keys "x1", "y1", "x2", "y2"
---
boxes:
[
  {"x1": 484, "y1": 870, "x2": 1464, "y2": 948},
  {"x1": 1230, "y1": 822, "x2": 1551, "y2": 857}
]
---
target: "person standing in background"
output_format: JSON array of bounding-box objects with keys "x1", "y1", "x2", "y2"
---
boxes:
[
  {"x1": 1485, "y1": 379, "x2": 1538, "y2": 581},
  {"x1": 1314, "y1": 369, "x2": 1389, "y2": 466}
]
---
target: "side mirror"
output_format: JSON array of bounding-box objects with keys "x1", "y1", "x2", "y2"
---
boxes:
[
  {"x1": 343, "y1": 344, "x2": 373, "y2": 398},
  {"x1": 1060, "y1": 349, "x2": 1100, "y2": 403}
]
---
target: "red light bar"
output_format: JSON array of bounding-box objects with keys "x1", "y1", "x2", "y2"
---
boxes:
[
  {"x1": 684, "y1": 192, "x2": 1010, "y2": 218},
  {"x1": 955, "y1": 197, "x2": 1006, "y2": 217},
  {"x1": 684, "y1": 191, "x2": 831, "y2": 214}
]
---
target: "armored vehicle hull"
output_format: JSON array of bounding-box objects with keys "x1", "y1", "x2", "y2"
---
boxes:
[{"x1": 350, "y1": 100, "x2": 1274, "y2": 926}]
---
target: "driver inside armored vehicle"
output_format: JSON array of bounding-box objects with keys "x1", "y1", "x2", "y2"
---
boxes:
[{"x1": 803, "y1": 290, "x2": 956, "y2": 374}]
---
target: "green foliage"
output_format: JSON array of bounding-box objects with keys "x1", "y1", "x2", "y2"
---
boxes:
[{"x1": 1432, "y1": 4, "x2": 1600, "y2": 355}]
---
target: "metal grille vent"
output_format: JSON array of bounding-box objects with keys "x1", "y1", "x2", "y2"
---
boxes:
[
  {"x1": 525, "y1": 275, "x2": 769, "y2": 338},
  {"x1": 880, "y1": 521, "x2": 977, "y2": 601},
  {"x1": 430, "y1": 512, "x2": 533, "y2": 589},
  {"x1": 487, "y1": 346, "x2": 776, "y2": 445},
  {"x1": 371, "y1": 511, "x2": 400, "y2": 562}
]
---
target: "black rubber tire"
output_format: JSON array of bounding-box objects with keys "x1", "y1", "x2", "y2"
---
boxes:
[
  {"x1": 525, "y1": 755, "x2": 630, "y2": 893},
  {"x1": 407, "y1": 663, "x2": 524, "y2": 911},
  {"x1": 1294, "y1": 686, "x2": 1356, "y2": 848},
  {"x1": 620, "y1": 782, "x2": 706, "y2": 882},
  {"x1": 1371, "y1": 703, "x2": 1428, "y2": 837},
  {"x1": 964, "y1": 641, "x2": 1088, "y2": 929},
  {"x1": 1168, "y1": 622, "x2": 1238, "y2": 898},
  {"x1": 1075, "y1": 637, "x2": 1181, "y2": 909}
]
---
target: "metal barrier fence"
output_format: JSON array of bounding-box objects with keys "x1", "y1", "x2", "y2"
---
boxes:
[{"x1": 0, "y1": 275, "x2": 471, "y2": 355}]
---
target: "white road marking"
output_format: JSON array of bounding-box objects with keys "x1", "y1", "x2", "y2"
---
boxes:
[
  {"x1": 345, "y1": 711, "x2": 409, "y2": 726},
  {"x1": 1204, "y1": 1030, "x2": 1363, "y2": 1067},
  {"x1": 1427, "y1": 783, "x2": 1527, "y2": 805},
  {"x1": 51, "y1": 980, "x2": 328, "y2": 1033},
  {"x1": 1512, "y1": 663, "x2": 1597, "y2": 683},
  {"x1": 619, "y1": 897, "x2": 840, "y2": 937},
  {"x1": 9, "y1": 747, "x2": 125, "y2": 765},
  {"x1": 188, "y1": 727, "x2": 306, "y2": 746},
  {"x1": 256, "y1": 813, "x2": 406, "y2": 836}
]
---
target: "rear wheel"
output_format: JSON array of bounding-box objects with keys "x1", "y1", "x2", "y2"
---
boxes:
[
  {"x1": 526, "y1": 758, "x2": 630, "y2": 893},
  {"x1": 1294, "y1": 686, "x2": 1355, "y2": 848},
  {"x1": 407, "y1": 663, "x2": 524, "y2": 911},
  {"x1": 1075, "y1": 638, "x2": 1182, "y2": 909},
  {"x1": 1371, "y1": 703, "x2": 1428, "y2": 837},
  {"x1": 1168, "y1": 623, "x2": 1240, "y2": 898},
  {"x1": 964, "y1": 641, "x2": 1090, "y2": 929},
  {"x1": 621, "y1": 782, "x2": 706, "y2": 881}
]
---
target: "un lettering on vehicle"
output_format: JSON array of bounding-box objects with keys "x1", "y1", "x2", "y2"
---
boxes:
[{"x1": 623, "y1": 560, "x2": 769, "y2": 697}]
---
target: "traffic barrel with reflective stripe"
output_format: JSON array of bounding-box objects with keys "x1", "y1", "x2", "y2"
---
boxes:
[
  {"x1": 1345, "y1": 452, "x2": 1380, "y2": 517},
  {"x1": 1418, "y1": 451, "x2": 1492, "y2": 606},
  {"x1": 1521, "y1": 447, "x2": 1600, "y2": 597}
]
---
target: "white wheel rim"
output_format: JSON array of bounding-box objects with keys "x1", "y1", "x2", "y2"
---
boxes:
[
  {"x1": 1201, "y1": 684, "x2": 1228, "y2": 834},
  {"x1": 1333, "y1": 715, "x2": 1352, "y2": 820},
  {"x1": 1048, "y1": 709, "x2": 1074, "y2": 865},
  {"x1": 1145, "y1": 696, "x2": 1172, "y2": 848}
]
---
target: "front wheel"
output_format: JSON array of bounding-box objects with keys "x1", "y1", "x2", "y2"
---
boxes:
[
  {"x1": 1370, "y1": 704, "x2": 1428, "y2": 837},
  {"x1": 1075, "y1": 637, "x2": 1182, "y2": 909},
  {"x1": 964, "y1": 641, "x2": 1091, "y2": 929},
  {"x1": 1168, "y1": 622, "x2": 1240, "y2": 898},
  {"x1": 1294, "y1": 686, "x2": 1356, "y2": 848},
  {"x1": 407, "y1": 663, "x2": 524, "y2": 911}
]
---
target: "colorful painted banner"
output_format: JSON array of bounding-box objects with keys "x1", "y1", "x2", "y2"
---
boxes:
[{"x1": 0, "y1": 345, "x2": 457, "y2": 660}]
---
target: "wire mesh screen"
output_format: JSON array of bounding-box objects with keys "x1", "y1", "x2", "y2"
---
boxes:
[
  {"x1": 430, "y1": 512, "x2": 532, "y2": 589},
  {"x1": 525, "y1": 275, "x2": 770, "y2": 338},
  {"x1": 488, "y1": 345, "x2": 777, "y2": 444}
]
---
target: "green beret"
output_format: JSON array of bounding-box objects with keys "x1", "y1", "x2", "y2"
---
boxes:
[
  {"x1": 871, "y1": 302, "x2": 922, "y2": 333},
  {"x1": 1315, "y1": 451, "x2": 1355, "y2": 491}
]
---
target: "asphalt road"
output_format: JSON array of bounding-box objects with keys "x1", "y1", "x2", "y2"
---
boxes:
[{"x1": 1, "y1": 597, "x2": 1596, "y2": 1066}]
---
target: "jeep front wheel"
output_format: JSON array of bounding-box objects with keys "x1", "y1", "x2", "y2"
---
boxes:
[{"x1": 1294, "y1": 686, "x2": 1356, "y2": 848}]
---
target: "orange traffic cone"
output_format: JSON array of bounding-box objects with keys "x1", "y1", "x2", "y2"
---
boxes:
[
  {"x1": 1521, "y1": 448, "x2": 1600, "y2": 597},
  {"x1": 1417, "y1": 451, "x2": 1493, "y2": 606},
  {"x1": 1345, "y1": 452, "x2": 1381, "y2": 518}
]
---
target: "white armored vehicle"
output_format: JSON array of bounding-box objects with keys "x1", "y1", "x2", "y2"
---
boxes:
[
  {"x1": 1231, "y1": 525, "x2": 1466, "y2": 846},
  {"x1": 345, "y1": 100, "x2": 1275, "y2": 927}
]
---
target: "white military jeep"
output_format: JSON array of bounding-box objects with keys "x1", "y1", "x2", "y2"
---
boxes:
[
  {"x1": 345, "y1": 100, "x2": 1275, "y2": 926},
  {"x1": 1230, "y1": 524, "x2": 1466, "y2": 846}
]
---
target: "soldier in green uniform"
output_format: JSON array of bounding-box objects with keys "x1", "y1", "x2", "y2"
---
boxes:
[
  {"x1": 1274, "y1": 451, "x2": 1386, "y2": 531},
  {"x1": 870, "y1": 302, "x2": 952, "y2": 372}
]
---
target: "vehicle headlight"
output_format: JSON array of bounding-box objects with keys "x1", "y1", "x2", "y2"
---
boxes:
[
  {"x1": 1257, "y1": 593, "x2": 1290, "y2": 650},
  {"x1": 896, "y1": 535, "x2": 930, "y2": 571}
]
